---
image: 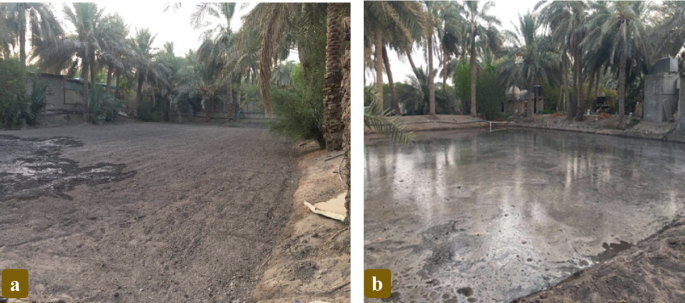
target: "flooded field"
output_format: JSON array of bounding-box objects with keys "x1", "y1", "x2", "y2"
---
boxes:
[{"x1": 364, "y1": 129, "x2": 685, "y2": 302}]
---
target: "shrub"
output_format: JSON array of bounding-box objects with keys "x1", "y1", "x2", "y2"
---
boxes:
[
  {"x1": 88, "y1": 86, "x2": 123, "y2": 123},
  {"x1": 137, "y1": 96, "x2": 157, "y2": 122},
  {"x1": 0, "y1": 59, "x2": 48, "y2": 129},
  {"x1": 476, "y1": 68, "x2": 505, "y2": 121},
  {"x1": 268, "y1": 87, "x2": 324, "y2": 148}
]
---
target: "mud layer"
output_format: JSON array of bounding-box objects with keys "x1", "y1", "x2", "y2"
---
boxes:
[
  {"x1": 0, "y1": 135, "x2": 136, "y2": 200},
  {"x1": 364, "y1": 129, "x2": 685, "y2": 303},
  {"x1": 514, "y1": 216, "x2": 685, "y2": 303},
  {"x1": 0, "y1": 122, "x2": 299, "y2": 302}
]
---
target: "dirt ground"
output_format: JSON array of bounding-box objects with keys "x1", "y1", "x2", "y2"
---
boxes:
[
  {"x1": 253, "y1": 142, "x2": 350, "y2": 303},
  {"x1": 514, "y1": 216, "x2": 685, "y2": 303},
  {"x1": 512, "y1": 113, "x2": 685, "y2": 143},
  {"x1": 0, "y1": 120, "x2": 300, "y2": 302},
  {"x1": 364, "y1": 115, "x2": 488, "y2": 134}
]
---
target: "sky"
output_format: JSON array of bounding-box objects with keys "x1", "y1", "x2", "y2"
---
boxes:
[{"x1": 382, "y1": 0, "x2": 542, "y2": 83}]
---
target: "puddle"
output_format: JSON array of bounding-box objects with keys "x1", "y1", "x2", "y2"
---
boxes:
[
  {"x1": 0, "y1": 135, "x2": 136, "y2": 201},
  {"x1": 365, "y1": 129, "x2": 685, "y2": 302}
]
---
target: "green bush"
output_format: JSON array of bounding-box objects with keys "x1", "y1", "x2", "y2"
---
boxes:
[
  {"x1": 476, "y1": 68, "x2": 505, "y2": 121},
  {"x1": 0, "y1": 58, "x2": 48, "y2": 129},
  {"x1": 453, "y1": 59, "x2": 471, "y2": 114},
  {"x1": 137, "y1": 96, "x2": 158, "y2": 122},
  {"x1": 268, "y1": 87, "x2": 324, "y2": 147},
  {"x1": 88, "y1": 86, "x2": 123, "y2": 123}
]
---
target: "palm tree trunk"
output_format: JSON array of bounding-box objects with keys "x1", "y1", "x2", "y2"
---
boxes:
[
  {"x1": 556, "y1": 84, "x2": 563, "y2": 113},
  {"x1": 135, "y1": 72, "x2": 144, "y2": 117},
  {"x1": 442, "y1": 45, "x2": 448, "y2": 92},
  {"x1": 90, "y1": 59, "x2": 96, "y2": 85},
  {"x1": 382, "y1": 45, "x2": 400, "y2": 115},
  {"x1": 341, "y1": 17, "x2": 351, "y2": 224},
  {"x1": 563, "y1": 53, "x2": 570, "y2": 115},
  {"x1": 19, "y1": 4, "x2": 26, "y2": 66},
  {"x1": 469, "y1": 26, "x2": 477, "y2": 117},
  {"x1": 577, "y1": 69, "x2": 595, "y2": 121},
  {"x1": 323, "y1": 3, "x2": 344, "y2": 151},
  {"x1": 569, "y1": 48, "x2": 578, "y2": 119},
  {"x1": 428, "y1": 34, "x2": 436, "y2": 116},
  {"x1": 527, "y1": 80, "x2": 534, "y2": 118},
  {"x1": 115, "y1": 69, "x2": 121, "y2": 99},
  {"x1": 594, "y1": 71, "x2": 600, "y2": 99},
  {"x1": 618, "y1": 24, "x2": 627, "y2": 130},
  {"x1": 106, "y1": 63, "x2": 113, "y2": 92},
  {"x1": 227, "y1": 80, "x2": 235, "y2": 119},
  {"x1": 259, "y1": 33, "x2": 273, "y2": 118},
  {"x1": 575, "y1": 46, "x2": 585, "y2": 120},
  {"x1": 374, "y1": 28, "x2": 384, "y2": 112},
  {"x1": 406, "y1": 52, "x2": 417, "y2": 71},
  {"x1": 82, "y1": 60, "x2": 90, "y2": 120}
]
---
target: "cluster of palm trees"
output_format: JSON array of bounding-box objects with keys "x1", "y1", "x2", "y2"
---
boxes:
[
  {"x1": 1, "y1": 3, "x2": 351, "y2": 146},
  {"x1": 366, "y1": 1, "x2": 685, "y2": 130}
]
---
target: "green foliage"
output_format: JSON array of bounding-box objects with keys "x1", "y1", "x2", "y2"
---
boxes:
[
  {"x1": 88, "y1": 85, "x2": 123, "y2": 123},
  {"x1": 268, "y1": 87, "x2": 324, "y2": 147},
  {"x1": 290, "y1": 63, "x2": 304, "y2": 92},
  {"x1": 364, "y1": 85, "x2": 375, "y2": 107},
  {"x1": 364, "y1": 100, "x2": 413, "y2": 146},
  {"x1": 0, "y1": 58, "x2": 47, "y2": 129},
  {"x1": 137, "y1": 96, "x2": 159, "y2": 122},
  {"x1": 476, "y1": 68, "x2": 504, "y2": 121},
  {"x1": 399, "y1": 67, "x2": 453, "y2": 115}
]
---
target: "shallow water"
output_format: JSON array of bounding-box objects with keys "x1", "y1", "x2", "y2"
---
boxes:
[{"x1": 364, "y1": 129, "x2": 685, "y2": 303}]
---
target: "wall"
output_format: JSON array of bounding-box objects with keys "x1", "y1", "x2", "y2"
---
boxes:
[
  {"x1": 644, "y1": 72, "x2": 679, "y2": 122},
  {"x1": 679, "y1": 76, "x2": 685, "y2": 130}
]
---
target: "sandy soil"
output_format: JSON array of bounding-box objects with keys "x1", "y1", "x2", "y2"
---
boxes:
[
  {"x1": 254, "y1": 142, "x2": 350, "y2": 303},
  {"x1": 514, "y1": 216, "x2": 685, "y2": 303},
  {"x1": 0, "y1": 121, "x2": 299, "y2": 303},
  {"x1": 511, "y1": 114, "x2": 685, "y2": 143}
]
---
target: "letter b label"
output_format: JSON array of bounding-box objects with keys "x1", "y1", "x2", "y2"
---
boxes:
[
  {"x1": 2, "y1": 269, "x2": 29, "y2": 298},
  {"x1": 364, "y1": 269, "x2": 391, "y2": 298}
]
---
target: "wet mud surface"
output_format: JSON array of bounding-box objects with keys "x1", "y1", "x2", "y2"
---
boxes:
[
  {"x1": 0, "y1": 135, "x2": 136, "y2": 201},
  {"x1": 364, "y1": 129, "x2": 685, "y2": 302},
  {"x1": 0, "y1": 122, "x2": 299, "y2": 302}
]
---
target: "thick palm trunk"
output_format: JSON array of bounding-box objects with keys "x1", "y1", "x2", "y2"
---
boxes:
[
  {"x1": 259, "y1": 33, "x2": 273, "y2": 118},
  {"x1": 618, "y1": 25, "x2": 627, "y2": 130},
  {"x1": 106, "y1": 64, "x2": 113, "y2": 92},
  {"x1": 527, "y1": 80, "x2": 534, "y2": 118},
  {"x1": 406, "y1": 52, "x2": 418, "y2": 71},
  {"x1": 382, "y1": 45, "x2": 400, "y2": 115},
  {"x1": 428, "y1": 34, "x2": 436, "y2": 115},
  {"x1": 575, "y1": 46, "x2": 585, "y2": 120},
  {"x1": 19, "y1": 4, "x2": 26, "y2": 66},
  {"x1": 227, "y1": 80, "x2": 235, "y2": 119},
  {"x1": 556, "y1": 84, "x2": 563, "y2": 113},
  {"x1": 563, "y1": 53, "x2": 570, "y2": 115},
  {"x1": 135, "y1": 73, "x2": 144, "y2": 117},
  {"x1": 569, "y1": 48, "x2": 578, "y2": 119},
  {"x1": 115, "y1": 69, "x2": 121, "y2": 99},
  {"x1": 469, "y1": 27, "x2": 477, "y2": 117},
  {"x1": 323, "y1": 3, "x2": 344, "y2": 151},
  {"x1": 594, "y1": 71, "x2": 600, "y2": 99},
  {"x1": 577, "y1": 69, "x2": 595, "y2": 121},
  {"x1": 442, "y1": 45, "x2": 448, "y2": 92},
  {"x1": 341, "y1": 17, "x2": 351, "y2": 223},
  {"x1": 374, "y1": 28, "x2": 384, "y2": 112},
  {"x1": 82, "y1": 61, "x2": 90, "y2": 120},
  {"x1": 90, "y1": 61, "x2": 96, "y2": 85}
]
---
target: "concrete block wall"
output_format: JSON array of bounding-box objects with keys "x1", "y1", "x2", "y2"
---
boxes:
[{"x1": 644, "y1": 72, "x2": 680, "y2": 122}]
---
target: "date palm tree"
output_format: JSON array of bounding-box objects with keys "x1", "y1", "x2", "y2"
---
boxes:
[
  {"x1": 364, "y1": 1, "x2": 428, "y2": 114},
  {"x1": 462, "y1": 0, "x2": 502, "y2": 117},
  {"x1": 1, "y1": 3, "x2": 62, "y2": 65},
  {"x1": 130, "y1": 28, "x2": 171, "y2": 116},
  {"x1": 586, "y1": 1, "x2": 652, "y2": 130},
  {"x1": 499, "y1": 12, "x2": 558, "y2": 118},
  {"x1": 323, "y1": 3, "x2": 346, "y2": 151}
]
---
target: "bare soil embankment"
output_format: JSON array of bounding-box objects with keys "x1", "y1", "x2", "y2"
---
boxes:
[
  {"x1": 508, "y1": 114, "x2": 685, "y2": 144},
  {"x1": 254, "y1": 141, "x2": 350, "y2": 303},
  {"x1": 514, "y1": 216, "x2": 685, "y2": 303},
  {"x1": 364, "y1": 115, "x2": 488, "y2": 135},
  {"x1": 0, "y1": 122, "x2": 299, "y2": 303}
]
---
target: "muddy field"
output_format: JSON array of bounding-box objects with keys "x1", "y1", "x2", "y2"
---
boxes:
[{"x1": 0, "y1": 121, "x2": 299, "y2": 302}]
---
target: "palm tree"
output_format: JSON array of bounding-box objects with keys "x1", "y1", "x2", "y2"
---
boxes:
[
  {"x1": 499, "y1": 12, "x2": 558, "y2": 118},
  {"x1": 323, "y1": 3, "x2": 345, "y2": 151},
  {"x1": 130, "y1": 28, "x2": 171, "y2": 116},
  {"x1": 341, "y1": 16, "x2": 351, "y2": 223},
  {"x1": 97, "y1": 13, "x2": 129, "y2": 92},
  {"x1": 2, "y1": 3, "x2": 62, "y2": 65},
  {"x1": 586, "y1": 1, "x2": 652, "y2": 130},
  {"x1": 653, "y1": 1, "x2": 685, "y2": 58},
  {"x1": 462, "y1": 0, "x2": 502, "y2": 117},
  {"x1": 32, "y1": 3, "x2": 104, "y2": 119},
  {"x1": 536, "y1": 0, "x2": 588, "y2": 119},
  {"x1": 364, "y1": 1, "x2": 428, "y2": 114},
  {"x1": 398, "y1": 66, "x2": 453, "y2": 115},
  {"x1": 426, "y1": 2, "x2": 464, "y2": 93}
]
